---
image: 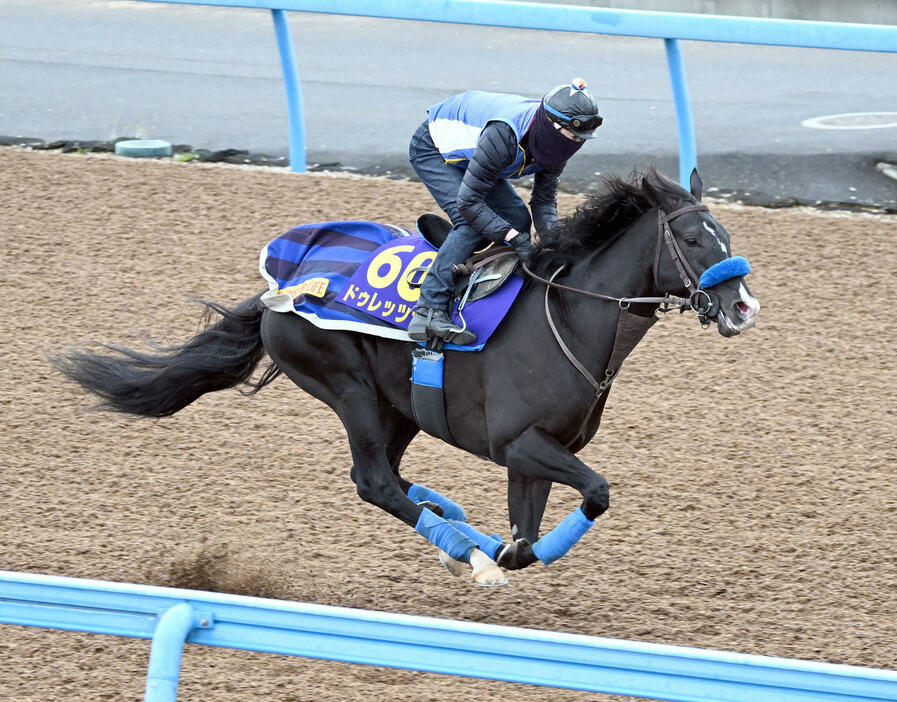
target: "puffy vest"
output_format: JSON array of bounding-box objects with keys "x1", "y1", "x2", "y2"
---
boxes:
[{"x1": 427, "y1": 91, "x2": 542, "y2": 179}]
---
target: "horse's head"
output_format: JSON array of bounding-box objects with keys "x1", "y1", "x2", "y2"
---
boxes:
[{"x1": 645, "y1": 169, "x2": 760, "y2": 337}]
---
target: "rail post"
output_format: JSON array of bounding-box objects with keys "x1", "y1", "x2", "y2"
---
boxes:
[
  {"x1": 664, "y1": 37, "x2": 697, "y2": 187},
  {"x1": 144, "y1": 603, "x2": 197, "y2": 702},
  {"x1": 271, "y1": 9, "x2": 306, "y2": 172}
]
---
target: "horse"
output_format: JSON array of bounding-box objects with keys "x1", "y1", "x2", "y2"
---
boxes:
[{"x1": 54, "y1": 166, "x2": 759, "y2": 587}]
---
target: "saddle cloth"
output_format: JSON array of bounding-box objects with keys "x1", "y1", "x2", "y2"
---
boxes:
[{"x1": 259, "y1": 220, "x2": 523, "y2": 351}]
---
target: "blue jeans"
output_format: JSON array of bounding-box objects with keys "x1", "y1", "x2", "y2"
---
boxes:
[{"x1": 409, "y1": 121, "x2": 532, "y2": 311}]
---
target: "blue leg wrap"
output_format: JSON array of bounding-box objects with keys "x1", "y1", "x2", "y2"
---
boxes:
[
  {"x1": 407, "y1": 483, "x2": 467, "y2": 522},
  {"x1": 448, "y1": 520, "x2": 503, "y2": 561},
  {"x1": 532, "y1": 507, "x2": 594, "y2": 566},
  {"x1": 414, "y1": 508, "x2": 476, "y2": 562}
]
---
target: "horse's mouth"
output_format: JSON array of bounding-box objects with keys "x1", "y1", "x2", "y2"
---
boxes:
[{"x1": 716, "y1": 300, "x2": 759, "y2": 337}]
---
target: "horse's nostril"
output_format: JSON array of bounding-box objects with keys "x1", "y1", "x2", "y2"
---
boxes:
[{"x1": 736, "y1": 301, "x2": 752, "y2": 317}]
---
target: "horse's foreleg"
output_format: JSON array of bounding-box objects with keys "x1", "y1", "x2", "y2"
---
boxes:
[
  {"x1": 493, "y1": 471, "x2": 552, "y2": 571},
  {"x1": 507, "y1": 471, "x2": 552, "y2": 542},
  {"x1": 504, "y1": 427, "x2": 608, "y2": 566}
]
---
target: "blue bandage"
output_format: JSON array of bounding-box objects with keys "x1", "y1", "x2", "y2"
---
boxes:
[
  {"x1": 532, "y1": 507, "x2": 594, "y2": 566},
  {"x1": 448, "y1": 521, "x2": 503, "y2": 561},
  {"x1": 414, "y1": 508, "x2": 476, "y2": 561},
  {"x1": 411, "y1": 350, "x2": 444, "y2": 388},
  {"x1": 699, "y1": 256, "x2": 751, "y2": 289},
  {"x1": 407, "y1": 484, "x2": 467, "y2": 522}
]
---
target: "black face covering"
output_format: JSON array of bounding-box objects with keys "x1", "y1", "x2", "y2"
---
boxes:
[{"x1": 525, "y1": 103, "x2": 585, "y2": 168}]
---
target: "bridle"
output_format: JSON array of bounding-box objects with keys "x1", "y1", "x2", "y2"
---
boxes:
[
  {"x1": 520, "y1": 202, "x2": 724, "y2": 447},
  {"x1": 653, "y1": 203, "x2": 719, "y2": 323}
]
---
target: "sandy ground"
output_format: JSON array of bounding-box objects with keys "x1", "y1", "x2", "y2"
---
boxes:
[{"x1": 1, "y1": 148, "x2": 895, "y2": 701}]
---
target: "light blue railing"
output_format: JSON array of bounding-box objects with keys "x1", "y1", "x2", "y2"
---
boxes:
[
  {"x1": 3, "y1": 571, "x2": 897, "y2": 702},
  {"x1": 136, "y1": 0, "x2": 897, "y2": 184}
]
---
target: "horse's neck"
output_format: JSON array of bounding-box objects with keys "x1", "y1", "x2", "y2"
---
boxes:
[
  {"x1": 570, "y1": 209, "x2": 658, "y2": 301},
  {"x1": 552, "y1": 211, "x2": 658, "y2": 363}
]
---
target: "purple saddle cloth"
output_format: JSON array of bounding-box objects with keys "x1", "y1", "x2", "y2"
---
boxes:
[{"x1": 259, "y1": 220, "x2": 523, "y2": 351}]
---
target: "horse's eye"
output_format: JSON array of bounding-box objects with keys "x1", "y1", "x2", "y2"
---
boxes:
[{"x1": 684, "y1": 236, "x2": 699, "y2": 246}]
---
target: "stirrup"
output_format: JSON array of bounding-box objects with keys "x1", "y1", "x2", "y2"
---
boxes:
[
  {"x1": 427, "y1": 309, "x2": 476, "y2": 346},
  {"x1": 407, "y1": 307, "x2": 435, "y2": 341},
  {"x1": 408, "y1": 307, "x2": 476, "y2": 346}
]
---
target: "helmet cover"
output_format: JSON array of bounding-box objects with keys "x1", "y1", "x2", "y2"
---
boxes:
[{"x1": 543, "y1": 78, "x2": 602, "y2": 139}]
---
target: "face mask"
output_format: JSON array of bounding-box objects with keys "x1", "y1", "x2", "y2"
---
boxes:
[{"x1": 525, "y1": 103, "x2": 585, "y2": 168}]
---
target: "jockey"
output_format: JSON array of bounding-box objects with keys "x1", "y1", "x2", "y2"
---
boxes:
[{"x1": 407, "y1": 78, "x2": 602, "y2": 345}]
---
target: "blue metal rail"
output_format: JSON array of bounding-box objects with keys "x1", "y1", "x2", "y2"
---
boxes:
[
  {"x1": 135, "y1": 0, "x2": 897, "y2": 183},
  {"x1": 3, "y1": 571, "x2": 897, "y2": 702}
]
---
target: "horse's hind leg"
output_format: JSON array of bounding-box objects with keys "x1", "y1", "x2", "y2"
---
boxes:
[
  {"x1": 260, "y1": 312, "x2": 504, "y2": 584},
  {"x1": 339, "y1": 398, "x2": 506, "y2": 586},
  {"x1": 377, "y1": 414, "x2": 483, "y2": 578},
  {"x1": 350, "y1": 406, "x2": 465, "y2": 521}
]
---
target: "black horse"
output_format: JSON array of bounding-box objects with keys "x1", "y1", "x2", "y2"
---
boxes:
[{"x1": 55, "y1": 167, "x2": 759, "y2": 586}]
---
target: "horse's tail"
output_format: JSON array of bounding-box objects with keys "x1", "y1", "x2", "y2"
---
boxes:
[{"x1": 53, "y1": 293, "x2": 281, "y2": 418}]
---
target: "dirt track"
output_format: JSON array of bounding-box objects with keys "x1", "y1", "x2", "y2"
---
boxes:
[{"x1": 1, "y1": 148, "x2": 896, "y2": 701}]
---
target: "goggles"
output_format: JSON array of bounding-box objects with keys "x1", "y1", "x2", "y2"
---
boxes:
[{"x1": 544, "y1": 103, "x2": 603, "y2": 132}]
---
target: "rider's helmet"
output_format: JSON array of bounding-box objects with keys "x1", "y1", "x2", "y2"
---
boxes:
[{"x1": 543, "y1": 78, "x2": 602, "y2": 140}]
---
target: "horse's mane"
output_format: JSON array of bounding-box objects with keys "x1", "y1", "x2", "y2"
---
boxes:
[{"x1": 534, "y1": 165, "x2": 693, "y2": 268}]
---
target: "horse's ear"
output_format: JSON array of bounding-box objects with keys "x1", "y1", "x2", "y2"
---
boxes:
[
  {"x1": 689, "y1": 168, "x2": 703, "y2": 201},
  {"x1": 641, "y1": 171, "x2": 667, "y2": 207}
]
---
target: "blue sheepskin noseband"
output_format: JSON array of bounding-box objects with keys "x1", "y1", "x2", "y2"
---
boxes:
[{"x1": 699, "y1": 256, "x2": 751, "y2": 289}]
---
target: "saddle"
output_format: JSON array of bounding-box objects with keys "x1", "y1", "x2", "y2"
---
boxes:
[{"x1": 415, "y1": 214, "x2": 519, "y2": 306}]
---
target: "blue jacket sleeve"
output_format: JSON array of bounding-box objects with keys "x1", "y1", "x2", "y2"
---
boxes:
[{"x1": 456, "y1": 121, "x2": 519, "y2": 242}]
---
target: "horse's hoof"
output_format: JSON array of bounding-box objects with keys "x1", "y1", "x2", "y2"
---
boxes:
[
  {"x1": 469, "y1": 548, "x2": 509, "y2": 587},
  {"x1": 496, "y1": 538, "x2": 537, "y2": 570},
  {"x1": 438, "y1": 549, "x2": 466, "y2": 577},
  {"x1": 472, "y1": 563, "x2": 508, "y2": 587}
]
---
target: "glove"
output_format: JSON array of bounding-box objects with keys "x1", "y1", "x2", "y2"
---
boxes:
[{"x1": 507, "y1": 230, "x2": 534, "y2": 267}]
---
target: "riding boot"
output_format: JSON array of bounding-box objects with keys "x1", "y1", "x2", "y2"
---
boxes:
[{"x1": 407, "y1": 307, "x2": 477, "y2": 346}]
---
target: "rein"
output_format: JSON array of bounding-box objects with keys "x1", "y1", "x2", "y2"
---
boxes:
[
  {"x1": 540, "y1": 266, "x2": 657, "y2": 448},
  {"x1": 521, "y1": 202, "x2": 710, "y2": 312},
  {"x1": 521, "y1": 264, "x2": 689, "y2": 310}
]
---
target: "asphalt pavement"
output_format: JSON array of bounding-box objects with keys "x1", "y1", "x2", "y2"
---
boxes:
[{"x1": 2, "y1": 0, "x2": 896, "y2": 210}]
